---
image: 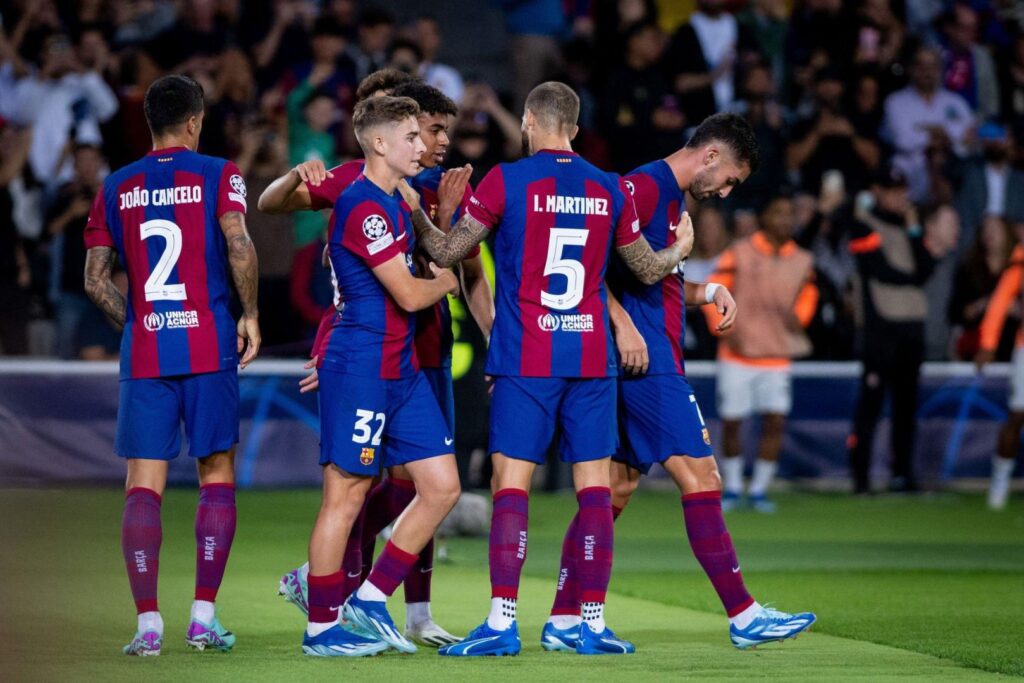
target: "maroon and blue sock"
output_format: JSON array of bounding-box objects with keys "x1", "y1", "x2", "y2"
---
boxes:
[
  {"x1": 575, "y1": 487, "x2": 614, "y2": 605},
  {"x1": 489, "y1": 489, "x2": 529, "y2": 599},
  {"x1": 364, "y1": 540, "x2": 419, "y2": 597},
  {"x1": 403, "y1": 538, "x2": 434, "y2": 604},
  {"x1": 308, "y1": 571, "x2": 344, "y2": 625},
  {"x1": 549, "y1": 503, "x2": 623, "y2": 617},
  {"x1": 682, "y1": 491, "x2": 755, "y2": 617},
  {"x1": 341, "y1": 502, "x2": 367, "y2": 602},
  {"x1": 550, "y1": 511, "x2": 580, "y2": 616},
  {"x1": 360, "y1": 478, "x2": 417, "y2": 580},
  {"x1": 194, "y1": 483, "x2": 236, "y2": 603},
  {"x1": 122, "y1": 487, "x2": 163, "y2": 614}
]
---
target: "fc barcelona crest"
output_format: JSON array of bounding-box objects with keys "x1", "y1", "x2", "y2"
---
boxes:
[
  {"x1": 702, "y1": 428, "x2": 711, "y2": 446},
  {"x1": 360, "y1": 448, "x2": 375, "y2": 466}
]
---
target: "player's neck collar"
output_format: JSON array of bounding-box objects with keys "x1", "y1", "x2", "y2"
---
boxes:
[{"x1": 147, "y1": 146, "x2": 189, "y2": 156}]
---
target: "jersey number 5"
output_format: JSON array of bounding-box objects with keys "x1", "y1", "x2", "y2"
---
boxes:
[
  {"x1": 140, "y1": 219, "x2": 187, "y2": 302},
  {"x1": 541, "y1": 227, "x2": 589, "y2": 311}
]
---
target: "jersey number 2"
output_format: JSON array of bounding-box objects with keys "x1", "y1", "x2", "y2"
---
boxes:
[
  {"x1": 140, "y1": 219, "x2": 187, "y2": 302},
  {"x1": 541, "y1": 227, "x2": 589, "y2": 311}
]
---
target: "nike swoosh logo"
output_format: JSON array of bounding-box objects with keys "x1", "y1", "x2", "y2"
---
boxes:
[
  {"x1": 732, "y1": 566, "x2": 741, "y2": 573},
  {"x1": 420, "y1": 567, "x2": 433, "y2": 574},
  {"x1": 329, "y1": 605, "x2": 340, "y2": 613},
  {"x1": 444, "y1": 438, "x2": 453, "y2": 445},
  {"x1": 347, "y1": 571, "x2": 362, "y2": 578},
  {"x1": 396, "y1": 231, "x2": 407, "y2": 241}
]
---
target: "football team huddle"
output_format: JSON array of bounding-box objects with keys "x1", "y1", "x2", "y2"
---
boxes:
[{"x1": 82, "y1": 68, "x2": 815, "y2": 659}]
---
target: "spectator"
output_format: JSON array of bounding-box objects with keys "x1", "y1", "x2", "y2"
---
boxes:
[
  {"x1": 347, "y1": 8, "x2": 394, "y2": 80},
  {"x1": 286, "y1": 83, "x2": 340, "y2": 247},
  {"x1": 235, "y1": 121, "x2": 302, "y2": 349},
  {"x1": 949, "y1": 215, "x2": 1019, "y2": 361},
  {"x1": 0, "y1": 124, "x2": 33, "y2": 356},
  {"x1": 882, "y1": 45, "x2": 975, "y2": 203},
  {"x1": 954, "y1": 122, "x2": 1024, "y2": 249},
  {"x1": 664, "y1": 0, "x2": 743, "y2": 127},
  {"x1": 6, "y1": 32, "x2": 119, "y2": 187},
  {"x1": 786, "y1": 0, "x2": 856, "y2": 86},
  {"x1": 684, "y1": 204, "x2": 731, "y2": 360},
  {"x1": 387, "y1": 37, "x2": 424, "y2": 77},
  {"x1": 922, "y1": 203, "x2": 963, "y2": 359},
  {"x1": 795, "y1": 183, "x2": 857, "y2": 360},
  {"x1": 591, "y1": 0, "x2": 659, "y2": 80},
  {"x1": 846, "y1": 166, "x2": 958, "y2": 494},
  {"x1": 939, "y1": 3, "x2": 1000, "y2": 122},
  {"x1": 736, "y1": 0, "x2": 788, "y2": 88},
  {"x1": 599, "y1": 20, "x2": 683, "y2": 172},
  {"x1": 1000, "y1": 31, "x2": 1024, "y2": 140},
  {"x1": 447, "y1": 82, "x2": 523, "y2": 183},
  {"x1": 852, "y1": 0, "x2": 905, "y2": 73},
  {"x1": 708, "y1": 193, "x2": 818, "y2": 512},
  {"x1": 244, "y1": 0, "x2": 316, "y2": 87},
  {"x1": 727, "y1": 61, "x2": 787, "y2": 211},
  {"x1": 787, "y1": 65, "x2": 879, "y2": 196},
  {"x1": 47, "y1": 143, "x2": 118, "y2": 359},
  {"x1": 494, "y1": 0, "x2": 567, "y2": 111},
  {"x1": 415, "y1": 15, "x2": 465, "y2": 104}
]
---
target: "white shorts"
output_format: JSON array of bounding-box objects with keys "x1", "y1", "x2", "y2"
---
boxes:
[
  {"x1": 716, "y1": 359, "x2": 793, "y2": 420},
  {"x1": 1010, "y1": 347, "x2": 1024, "y2": 412}
]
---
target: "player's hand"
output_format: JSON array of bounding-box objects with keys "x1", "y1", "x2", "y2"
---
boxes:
[
  {"x1": 615, "y1": 320, "x2": 649, "y2": 375},
  {"x1": 429, "y1": 262, "x2": 460, "y2": 297},
  {"x1": 438, "y1": 164, "x2": 472, "y2": 215},
  {"x1": 292, "y1": 160, "x2": 332, "y2": 187},
  {"x1": 672, "y1": 211, "x2": 695, "y2": 260},
  {"x1": 712, "y1": 286, "x2": 738, "y2": 332},
  {"x1": 397, "y1": 179, "x2": 422, "y2": 211},
  {"x1": 299, "y1": 356, "x2": 320, "y2": 393},
  {"x1": 974, "y1": 349, "x2": 995, "y2": 372},
  {"x1": 236, "y1": 315, "x2": 261, "y2": 368}
]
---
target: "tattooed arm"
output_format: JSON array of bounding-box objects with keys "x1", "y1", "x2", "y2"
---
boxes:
[
  {"x1": 219, "y1": 210, "x2": 262, "y2": 367},
  {"x1": 84, "y1": 246, "x2": 126, "y2": 331},
  {"x1": 408, "y1": 209, "x2": 489, "y2": 268},
  {"x1": 616, "y1": 210, "x2": 695, "y2": 285}
]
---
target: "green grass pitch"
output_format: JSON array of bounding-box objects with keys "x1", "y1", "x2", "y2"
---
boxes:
[{"x1": 1, "y1": 489, "x2": 1022, "y2": 681}]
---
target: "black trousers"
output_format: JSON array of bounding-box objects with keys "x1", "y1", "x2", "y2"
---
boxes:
[{"x1": 849, "y1": 326, "x2": 924, "y2": 492}]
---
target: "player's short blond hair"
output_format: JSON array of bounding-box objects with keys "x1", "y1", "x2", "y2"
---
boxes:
[
  {"x1": 524, "y1": 81, "x2": 579, "y2": 133},
  {"x1": 353, "y1": 96, "x2": 421, "y2": 153}
]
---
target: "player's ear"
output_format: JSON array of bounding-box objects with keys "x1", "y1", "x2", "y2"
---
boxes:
[
  {"x1": 373, "y1": 134, "x2": 387, "y2": 157},
  {"x1": 704, "y1": 145, "x2": 719, "y2": 167},
  {"x1": 568, "y1": 124, "x2": 579, "y2": 142}
]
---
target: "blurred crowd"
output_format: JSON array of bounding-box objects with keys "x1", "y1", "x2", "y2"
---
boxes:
[{"x1": 1, "y1": 0, "x2": 1023, "y2": 367}]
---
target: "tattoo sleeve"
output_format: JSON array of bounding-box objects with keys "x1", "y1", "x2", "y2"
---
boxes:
[
  {"x1": 84, "y1": 246, "x2": 127, "y2": 330},
  {"x1": 616, "y1": 235, "x2": 686, "y2": 286},
  {"x1": 409, "y1": 209, "x2": 488, "y2": 268},
  {"x1": 219, "y1": 211, "x2": 259, "y2": 317}
]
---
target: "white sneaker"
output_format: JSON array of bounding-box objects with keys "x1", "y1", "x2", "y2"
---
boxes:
[
  {"x1": 405, "y1": 620, "x2": 461, "y2": 647},
  {"x1": 988, "y1": 478, "x2": 1010, "y2": 510}
]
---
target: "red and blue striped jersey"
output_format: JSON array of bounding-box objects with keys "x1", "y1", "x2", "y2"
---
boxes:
[
  {"x1": 310, "y1": 161, "x2": 470, "y2": 370},
  {"x1": 612, "y1": 160, "x2": 687, "y2": 375},
  {"x1": 467, "y1": 149, "x2": 641, "y2": 377},
  {"x1": 83, "y1": 146, "x2": 247, "y2": 380},
  {"x1": 320, "y1": 175, "x2": 419, "y2": 379},
  {"x1": 407, "y1": 165, "x2": 476, "y2": 368}
]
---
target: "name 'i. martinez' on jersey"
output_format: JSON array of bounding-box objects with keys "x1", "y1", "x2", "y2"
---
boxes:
[{"x1": 465, "y1": 149, "x2": 641, "y2": 378}]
